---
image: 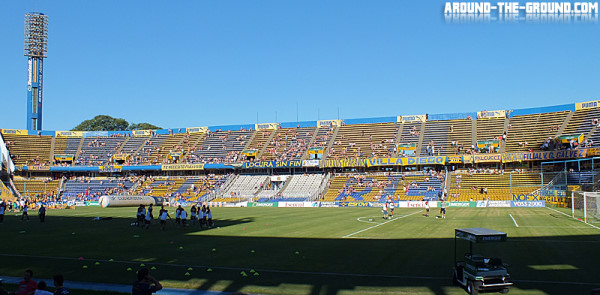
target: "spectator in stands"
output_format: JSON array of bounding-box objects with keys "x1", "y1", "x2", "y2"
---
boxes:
[
  {"x1": 53, "y1": 274, "x2": 69, "y2": 295},
  {"x1": 15, "y1": 269, "x2": 37, "y2": 295},
  {"x1": 132, "y1": 268, "x2": 162, "y2": 295},
  {"x1": 33, "y1": 281, "x2": 52, "y2": 295},
  {"x1": 0, "y1": 280, "x2": 8, "y2": 295}
]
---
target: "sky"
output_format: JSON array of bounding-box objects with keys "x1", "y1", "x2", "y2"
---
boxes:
[{"x1": 0, "y1": 0, "x2": 599, "y2": 131}]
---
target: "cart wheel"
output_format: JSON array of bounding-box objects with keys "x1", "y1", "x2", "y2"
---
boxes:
[
  {"x1": 467, "y1": 280, "x2": 479, "y2": 295},
  {"x1": 500, "y1": 288, "x2": 509, "y2": 294}
]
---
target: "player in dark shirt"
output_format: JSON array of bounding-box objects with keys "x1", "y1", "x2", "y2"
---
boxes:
[{"x1": 38, "y1": 205, "x2": 46, "y2": 223}]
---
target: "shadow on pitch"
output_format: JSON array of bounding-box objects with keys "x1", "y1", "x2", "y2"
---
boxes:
[{"x1": 0, "y1": 214, "x2": 599, "y2": 295}]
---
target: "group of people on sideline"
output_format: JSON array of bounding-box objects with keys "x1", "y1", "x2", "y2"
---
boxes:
[{"x1": 135, "y1": 203, "x2": 214, "y2": 230}]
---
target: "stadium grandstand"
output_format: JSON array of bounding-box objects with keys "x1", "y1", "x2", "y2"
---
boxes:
[{"x1": 3, "y1": 100, "x2": 600, "y2": 207}]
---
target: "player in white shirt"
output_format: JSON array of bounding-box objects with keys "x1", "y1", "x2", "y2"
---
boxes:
[
  {"x1": 175, "y1": 205, "x2": 182, "y2": 225},
  {"x1": 180, "y1": 208, "x2": 188, "y2": 227},
  {"x1": 144, "y1": 210, "x2": 152, "y2": 229},
  {"x1": 190, "y1": 205, "x2": 197, "y2": 225},
  {"x1": 200, "y1": 205, "x2": 207, "y2": 228},
  {"x1": 207, "y1": 207, "x2": 213, "y2": 228},
  {"x1": 159, "y1": 206, "x2": 170, "y2": 230}
]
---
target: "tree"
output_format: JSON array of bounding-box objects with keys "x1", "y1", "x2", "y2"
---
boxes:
[
  {"x1": 127, "y1": 122, "x2": 162, "y2": 130},
  {"x1": 72, "y1": 115, "x2": 129, "y2": 131},
  {"x1": 72, "y1": 115, "x2": 162, "y2": 131}
]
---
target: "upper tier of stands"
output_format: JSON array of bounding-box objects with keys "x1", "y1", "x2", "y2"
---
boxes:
[
  {"x1": 447, "y1": 119, "x2": 474, "y2": 155},
  {"x1": 328, "y1": 123, "x2": 397, "y2": 159},
  {"x1": 7, "y1": 102, "x2": 600, "y2": 167},
  {"x1": 475, "y1": 118, "x2": 505, "y2": 145},
  {"x1": 194, "y1": 129, "x2": 253, "y2": 163},
  {"x1": 3, "y1": 134, "x2": 52, "y2": 166},
  {"x1": 505, "y1": 111, "x2": 569, "y2": 153},
  {"x1": 78, "y1": 137, "x2": 127, "y2": 166},
  {"x1": 261, "y1": 127, "x2": 315, "y2": 161},
  {"x1": 397, "y1": 122, "x2": 422, "y2": 154}
]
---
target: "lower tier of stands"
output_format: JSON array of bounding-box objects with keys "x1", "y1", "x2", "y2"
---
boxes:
[{"x1": 12, "y1": 170, "x2": 594, "y2": 205}]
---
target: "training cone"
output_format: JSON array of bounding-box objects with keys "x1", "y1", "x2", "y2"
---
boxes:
[
  {"x1": 250, "y1": 250, "x2": 255, "y2": 253},
  {"x1": 295, "y1": 251, "x2": 300, "y2": 255},
  {"x1": 207, "y1": 268, "x2": 213, "y2": 272},
  {"x1": 71, "y1": 232, "x2": 76, "y2": 235},
  {"x1": 212, "y1": 248, "x2": 216, "y2": 252},
  {"x1": 250, "y1": 269, "x2": 255, "y2": 273},
  {"x1": 19, "y1": 231, "x2": 26, "y2": 234},
  {"x1": 82, "y1": 265, "x2": 88, "y2": 269},
  {"x1": 185, "y1": 272, "x2": 190, "y2": 276},
  {"x1": 179, "y1": 246, "x2": 184, "y2": 250},
  {"x1": 187, "y1": 267, "x2": 193, "y2": 271},
  {"x1": 127, "y1": 267, "x2": 133, "y2": 271},
  {"x1": 240, "y1": 271, "x2": 247, "y2": 277},
  {"x1": 78, "y1": 257, "x2": 84, "y2": 260},
  {"x1": 95, "y1": 262, "x2": 100, "y2": 265},
  {"x1": 151, "y1": 266, "x2": 157, "y2": 270},
  {"x1": 242, "y1": 228, "x2": 245, "y2": 230},
  {"x1": 170, "y1": 241, "x2": 174, "y2": 244},
  {"x1": 109, "y1": 259, "x2": 114, "y2": 262},
  {"x1": 254, "y1": 272, "x2": 260, "y2": 276},
  {"x1": 140, "y1": 263, "x2": 145, "y2": 267}
]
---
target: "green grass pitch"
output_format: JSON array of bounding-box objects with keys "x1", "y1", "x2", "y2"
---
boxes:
[{"x1": 0, "y1": 206, "x2": 599, "y2": 294}]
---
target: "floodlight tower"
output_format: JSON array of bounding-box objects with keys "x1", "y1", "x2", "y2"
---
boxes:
[{"x1": 24, "y1": 12, "x2": 48, "y2": 131}]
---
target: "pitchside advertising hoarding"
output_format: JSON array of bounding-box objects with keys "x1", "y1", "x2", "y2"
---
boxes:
[
  {"x1": 51, "y1": 199, "x2": 546, "y2": 208},
  {"x1": 511, "y1": 200, "x2": 545, "y2": 207}
]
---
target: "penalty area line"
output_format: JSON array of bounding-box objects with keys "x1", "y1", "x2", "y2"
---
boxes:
[
  {"x1": 343, "y1": 211, "x2": 421, "y2": 238},
  {"x1": 509, "y1": 213, "x2": 519, "y2": 227},
  {"x1": 546, "y1": 206, "x2": 600, "y2": 230}
]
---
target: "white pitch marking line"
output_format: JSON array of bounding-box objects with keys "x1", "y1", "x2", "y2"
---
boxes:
[
  {"x1": 356, "y1": 216, "x2": 383, "y2": 224},
  {"x1": 343, "y1": 211, "x2": 421, "y2": 238},
  {"x1": 546, "y1": 206, "x2": 600, "y2": 230},
  {"x1": 509, "y1": 213, "x2": 519, "y2": 227}
]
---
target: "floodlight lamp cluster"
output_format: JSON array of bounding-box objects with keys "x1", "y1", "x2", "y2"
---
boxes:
[{"x1": 24, "y1": 13, "x2": 48, "y2": 58}]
